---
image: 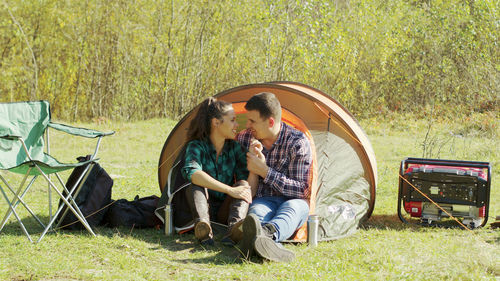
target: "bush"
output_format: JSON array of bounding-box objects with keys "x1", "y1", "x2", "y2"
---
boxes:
[{"x1": 1, "y1": 0, "x2": 498, "y2": 121}]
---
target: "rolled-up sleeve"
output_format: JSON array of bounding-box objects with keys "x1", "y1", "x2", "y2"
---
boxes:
[{"x1": 181, "y1": 141, "x2": 204, "y2": 182}]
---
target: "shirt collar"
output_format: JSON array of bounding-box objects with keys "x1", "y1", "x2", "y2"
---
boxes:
[
  {"x1": 208, "y1": 139, "x2": 232, "y2": 155},
  {"x1": 271, "y1": 122, "x2": 287, "y2": 148}
]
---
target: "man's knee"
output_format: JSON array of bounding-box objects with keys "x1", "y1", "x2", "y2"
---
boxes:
[
  {"x1": 283, "y1": 198, "x2": 308, "y2": 209},
  {"x1": 282, "y1": 199, "x2": 309, "y2": 217},
  {"x1": 248, "y1": 205, "x2": 272, "y2": 222},
  {"x1": 248, "y1": 203, "x2": 270, "y2": 217}
]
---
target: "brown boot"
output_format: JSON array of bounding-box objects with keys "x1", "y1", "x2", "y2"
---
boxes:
[
  {"x1": 186, "y1": 184, "x2": 214, "y2": 245},
  {"x1": 222, "y1": 191, "x2": 249, "y2": 246},
  {"x1": 229, "y1": 219, "x2": 244, "y2": 243},
  {"x1": 221, "y1": 219, "x2": 244, "y2": 246},
  {"x1": 194, "y1": 220, "x2": 213, "y2": 245}
]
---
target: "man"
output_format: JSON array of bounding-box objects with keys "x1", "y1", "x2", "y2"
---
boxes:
[{"x1": 236, "y1": 92, "x2": 312, "y2": 262}]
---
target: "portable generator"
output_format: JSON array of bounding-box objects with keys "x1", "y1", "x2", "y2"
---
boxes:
[{"x1": 397, "y1": 158, "x2": 491, "y2": 228}]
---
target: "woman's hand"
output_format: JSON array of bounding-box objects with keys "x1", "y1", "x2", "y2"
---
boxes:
[
  {"x1": 191, "y1": 171, "x2": 252, "y2": 203},
  {"x1": 228, "y1": 181, "x2": 253, "y2": 203}
]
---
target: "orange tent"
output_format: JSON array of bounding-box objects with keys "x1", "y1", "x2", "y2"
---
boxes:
[{"x1": 157, "y1": 82, "x2": 377, "y2": 241}]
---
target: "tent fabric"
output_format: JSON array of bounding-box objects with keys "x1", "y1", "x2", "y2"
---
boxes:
[
  {"x1": 0, "y1": 101, "x2": 101, "y2": 176},
  {"x1": 158, "y1": 82, "x2": 377, "y2": 241},
  {"x1": 312, "y1": 130, "x2": 370, "y2": 240}
]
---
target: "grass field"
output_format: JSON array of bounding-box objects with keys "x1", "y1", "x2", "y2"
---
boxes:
[{"x1": 1, "y1": 114, "x2": 498, "y2": 280}]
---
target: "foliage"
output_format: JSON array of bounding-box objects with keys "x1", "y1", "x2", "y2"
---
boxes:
[{"x1": 0, "y1": 0, "x2": 498, "y2": 121}]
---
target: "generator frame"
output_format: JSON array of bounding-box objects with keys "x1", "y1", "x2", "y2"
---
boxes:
[{"x1": 397, "y1": 157, "x2": 491, "y2": 228}]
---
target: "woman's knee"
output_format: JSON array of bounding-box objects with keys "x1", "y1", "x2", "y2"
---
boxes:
[{"x1": 187, "y1": 184, "x2": 205, "y2": 194}]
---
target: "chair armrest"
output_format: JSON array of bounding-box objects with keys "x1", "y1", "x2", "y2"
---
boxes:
[
  {"x1": 0, "y1": 134, "x2": 21, "y2": 140},
  {"x1": 48, "y1": 122, "x2": 114, "y2": 138}
]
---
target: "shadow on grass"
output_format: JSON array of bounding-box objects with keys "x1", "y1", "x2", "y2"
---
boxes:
[
  {"x1": 361, "y1": 213, "x2": 495, "y2": 232},
  {"x1": 170, "y1": 243, "x2": 254, "y2": 265},
  {"x1": 360, "y1": 214, "x2": 460, "y2": 230},
  {"x1": 0, "y1": 214, "x2": 54, "y2": 236},
  {"x1": 94, "y1": 223, "x2": 263, "y2": 265},
  {"x1": 0, "y1": 214, "x2": 260, "y2": 264},
  {"x1": 360, "y1": 214, "x2": 417, "y2": 230}
]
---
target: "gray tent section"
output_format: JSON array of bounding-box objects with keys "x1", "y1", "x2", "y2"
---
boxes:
[
  {"x1": 157, "y1": 82, "x2": 377, "y2": 241},
  {"x1": 312, "y1": 131, "x2": 370, "y2": 240}
]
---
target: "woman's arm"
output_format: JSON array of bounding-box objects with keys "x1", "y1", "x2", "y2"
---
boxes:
[{"x1": 191, "y1": 170, "x2": 252, "y2": 203}]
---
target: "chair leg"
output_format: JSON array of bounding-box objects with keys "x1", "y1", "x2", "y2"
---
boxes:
[
  {"x1": 0, "y1": 185, "x2": 33, "y2": 242},
  {"x1": 55, "y1": 172, "x2": 90, "y2": 227},
  {"x1": 53, "y1": 165, "x2": 93, "y2": 229},
  {"x1": 34, "y1": 168, "x2": 96, "y2": 243},
  {"x1": 0, "y1": 175, "x2": 45, "y2": 231},
  {"x1": 0, "y1": 172, "x2": 29, "y2": 230}
]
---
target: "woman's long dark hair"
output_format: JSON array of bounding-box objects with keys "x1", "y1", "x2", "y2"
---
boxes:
[{"x1": 187, "y1": 97, "x2": 231, "y2": 141}]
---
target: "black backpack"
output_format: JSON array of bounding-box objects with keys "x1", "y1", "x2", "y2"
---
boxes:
[
  {"x1": 56, "y1": 155, "x2": 113, "y2": 230},
  {"x1": 104, "y1": 195, "x2": 162, "y2": 229}
]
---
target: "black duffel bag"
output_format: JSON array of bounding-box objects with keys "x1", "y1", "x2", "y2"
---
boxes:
[{"x1": 104, "y1": 195, "x2": 162, "y2": 229}]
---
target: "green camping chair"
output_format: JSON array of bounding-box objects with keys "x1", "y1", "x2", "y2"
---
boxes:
[{"x1": 0, "y1": 101, "x2": 114, "y2": 243}]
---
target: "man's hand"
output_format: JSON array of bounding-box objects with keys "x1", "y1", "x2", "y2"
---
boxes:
[
  {"x1": 250, "y1": 138, "x2": 263, "y2": 155},
  {"x1": 247, "y1": 147, "x2": 268, "y2": 178}
]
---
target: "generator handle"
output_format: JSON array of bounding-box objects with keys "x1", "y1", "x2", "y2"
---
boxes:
[{"x1": 402, "y1": 157, "x2": 490, "y2": 170}]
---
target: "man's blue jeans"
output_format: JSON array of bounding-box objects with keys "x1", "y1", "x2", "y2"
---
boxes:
[{"x1": 248, "y1": 196, "x2": 309, "y2": 242}]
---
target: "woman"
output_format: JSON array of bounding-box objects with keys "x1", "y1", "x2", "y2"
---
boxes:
[{"x1": 181, "y1": 97, "x2": 254, "y2": 245}]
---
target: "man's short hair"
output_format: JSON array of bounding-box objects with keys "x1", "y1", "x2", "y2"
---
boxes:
[{"x1": 245, "y1": 92, "x2": 281, "y2": 120}]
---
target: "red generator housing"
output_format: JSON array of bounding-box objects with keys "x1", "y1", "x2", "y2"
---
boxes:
[{"x1": 397, "y1": 158, "x2": 491, "y2": 228}]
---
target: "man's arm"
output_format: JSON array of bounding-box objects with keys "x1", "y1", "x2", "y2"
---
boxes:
[
  {"x1": 263, "y1": 138, "x2": 312, "y2": 198},
  {"x1": 247, "y1": 173, "x2": 259, "y2": 197},
  {"x1": 236, "y1": 130, "x2": 260, "y2": 196}
]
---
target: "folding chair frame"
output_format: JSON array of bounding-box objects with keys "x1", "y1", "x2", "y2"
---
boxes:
[{"x1": 0, "y1": 128, "x2": 110, "y2": 243}]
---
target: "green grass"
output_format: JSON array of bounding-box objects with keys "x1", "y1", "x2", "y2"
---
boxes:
[{"x1": 1, "y1": 115, "x2": 499, "y2": 280}]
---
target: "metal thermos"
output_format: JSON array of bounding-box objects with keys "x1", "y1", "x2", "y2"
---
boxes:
[
  {"x1": 164, "y1": 205, "x2": 172, "y2": 235},
  {"x1": 307, "y1": 214, "x2": 319, "y2": 247}
]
